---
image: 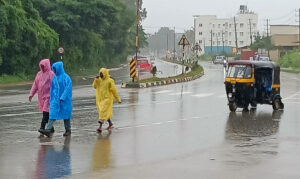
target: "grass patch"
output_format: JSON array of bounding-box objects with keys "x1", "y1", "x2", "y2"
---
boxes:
[
  {"x1": 0, "y1": 74, "x2": 34, "y2": 84},
  {"x1": 278, "y1": 50, "x2": 300, "y2": 68},
  {"x1": 129, "y1": 64, "x2": 203, "y2": 84},
  {"x1": 281, "y1": 68, "x2": 300, "y2": 74}
]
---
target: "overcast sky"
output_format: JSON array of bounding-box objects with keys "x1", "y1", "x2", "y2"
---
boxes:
[{"x1": 142, "y1": 0, "x2": 300, "y2": 34}]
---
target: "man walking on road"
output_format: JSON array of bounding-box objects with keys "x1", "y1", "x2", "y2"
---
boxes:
[
  {"x1": 39, "y1": 61, "x2": 72, "y2": 137},
  {"x1": 29, "y1": 59, "x2": 55, "y2": 134},
  {"x1": 93, "y1": 68, "x2": 121, "y2": 133}
]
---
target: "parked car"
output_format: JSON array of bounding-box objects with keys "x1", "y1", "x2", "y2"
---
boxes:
[
  {"x1": 213, "y1": 56, "x2": 226, "y2": 64},
  {"x1": 150, "y1": 56, "x2": 155, "y2": 64},
  {"x1": 137, "y1": 58, "x2": 153, "y2": 72}
]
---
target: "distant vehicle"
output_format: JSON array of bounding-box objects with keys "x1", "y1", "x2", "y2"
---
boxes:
[
  {"x1": 241, "y1": 50, "x2": 256, "y2": 60},
  {"x1": 150, "y1": 56, "x2": 155, "y2": 64},
  {"x1": 258, "y1": 56, "x2": 270, "y2": 61},
  {"x1": 137, "y1": 58, "x2": 153, "y2": 72},
  {"x1": 213, "y1": 56, "x2": 226, "y2": 64}
]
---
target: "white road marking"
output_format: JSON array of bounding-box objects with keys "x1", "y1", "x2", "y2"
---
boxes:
[
  {"x1": 169, "y1": 92, "x2": 192, "y2": 96},
  {"x1": 116, "y1": 117, "x2": 202, "y2": 130},
  {"x1": 154, "y1": 90, "x2": 173, "y2": 94},
  {"x1": 192, "y1": 93, "x2": 214, "y2": 98},
  {"x1": 0, "y1": 104, "x2": 36, "y2": 110},
  {"x1": 154, "y1": 101, "x2": 177, "y2": 105},
  {"x1": 283, "y1": 101, "x2": 300, "y2": 104},
  {"x1": 217, "y1": 94, "x2": 227, "y2": 98},
  {"x1": 283, "y1": 90, "x2": 300, "y2": 101},
  {"x1": 0, "y1": 111, "x2": 40, "y2": 117}
]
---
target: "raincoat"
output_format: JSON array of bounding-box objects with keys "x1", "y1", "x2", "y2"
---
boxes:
[
  {"x1": 93, "y1": 68, "x2": 121, "y2": 120},
  {"x1": 29, "y1": 59, "x2": 54, "y2": 112},
  {"x1": 49, "y1": 61, "x2": 72, "y2": 120}
]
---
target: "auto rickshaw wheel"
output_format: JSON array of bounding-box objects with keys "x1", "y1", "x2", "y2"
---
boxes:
[
  {"x1": 250, "y1": 102, "x2": 257, "y2": 109},
  {"x1": 280, "y1": 102, "x2": 284, "y2": 109},
  {"x1": 272, "y1": 98, "x2": 280, "y2": 110},
  {"x1": 229, "y1": 102, "x2": 237, "y2": 112}
]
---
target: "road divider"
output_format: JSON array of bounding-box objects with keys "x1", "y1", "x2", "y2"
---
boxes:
[{"x1": 121, "y1": 64, "x2": 204, "y2": 88}]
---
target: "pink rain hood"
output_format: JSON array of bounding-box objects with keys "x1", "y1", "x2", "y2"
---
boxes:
[{"x1": 29, "y1": 59, "x2": 54, "y2": 112}]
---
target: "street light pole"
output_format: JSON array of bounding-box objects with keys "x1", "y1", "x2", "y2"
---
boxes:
[{"x1": 135, "y1": 0, "x2": 140, "y2": 62}]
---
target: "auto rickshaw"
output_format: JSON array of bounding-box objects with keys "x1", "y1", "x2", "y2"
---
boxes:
[{"x1": 225, "y1": 60, "x2": 284, "y2": 112}]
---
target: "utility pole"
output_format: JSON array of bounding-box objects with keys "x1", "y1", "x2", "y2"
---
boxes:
[
  {"x1": 135, "y1": 0, "x2": 140, "y2": 62},
  {"x1": 167, "y1": 31, "x2": 169, "y2": 51},
  {"x1": 216, "y1": 34, "x2": 219, "y2": 53},
  {"x1": 174, "y1": 26, "x2": 176, "y2": 59},
  {"x1": 266, "y1": 19, "x2": 269, "y2": 37},
  {"x1": 234, "y1": 16, "x2": 238, "y2": 54},
  {"x1": 134, "y1": 0, "x2": 140, "y2": 82},
  {"x1": 298, "y1": 9, "x2": 300, "y2": 50},
  {"x1": 210, "y1": 30, "x2": 213, "y2": 53},
  {"x1": 222, "y1": 30, "x2": 224, "y2": 53},
  {"x1": 266, "y1": 19, "x2": 270, "y2": 57},
  {"x1": 249, "y1": 19, "x2": 253, "y2": 46}
]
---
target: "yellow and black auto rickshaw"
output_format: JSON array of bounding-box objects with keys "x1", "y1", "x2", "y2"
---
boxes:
[{"x1": 225, "y1": 60, "x2": 284, "y2": 112}]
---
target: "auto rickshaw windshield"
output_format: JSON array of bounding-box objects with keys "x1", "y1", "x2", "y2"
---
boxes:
[{"x1": 227, "y1": 65, "x2": 252, "y2": 78}]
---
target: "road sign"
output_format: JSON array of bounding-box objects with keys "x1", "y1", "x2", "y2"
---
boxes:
[
  {"x1": 130, "y1": 59, "x2": 137, "y2": 79},
  {"x1": 57, "y1": 46, "x2": 65, "y2": 55},
  {"x1": 178, "y1": 35, "x2": 190, "y2": 46}
]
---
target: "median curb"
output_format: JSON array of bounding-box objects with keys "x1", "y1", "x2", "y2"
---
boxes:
[{"x1": 121, "y1": 72, "x2": 204, "y2": 88}]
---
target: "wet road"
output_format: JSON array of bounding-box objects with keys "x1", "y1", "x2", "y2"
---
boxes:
[{"x1": 1, "y1": 62, "x2": 300, "y2": 178}]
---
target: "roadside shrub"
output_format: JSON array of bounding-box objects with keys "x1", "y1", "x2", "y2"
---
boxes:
[
  {"x1": 198, "y1": 54, "x2": 213, "y2": 61},
  {"x1": 278, "y1": 50, "x2": 300, "y2": 69}
]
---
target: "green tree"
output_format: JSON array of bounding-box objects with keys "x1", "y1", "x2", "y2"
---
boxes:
[
  {"x1": 0, "y1": 0, "x2": 58, "y2": 75},
  {"x1": 250, "y1": 35, "x2": 275, "y2": 51},
  {"x1": 33, "y1": 0, "x2": 148, "y2": 72}
]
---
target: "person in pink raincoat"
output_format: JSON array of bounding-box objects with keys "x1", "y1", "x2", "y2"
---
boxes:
[{"x1": 29, "y1": 59, "x2": 55, "y2": 133}]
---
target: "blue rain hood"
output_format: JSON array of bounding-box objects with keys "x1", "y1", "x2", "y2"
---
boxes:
[{"x1": 49, "y1": 61, "x2": 72, "y2": 120}]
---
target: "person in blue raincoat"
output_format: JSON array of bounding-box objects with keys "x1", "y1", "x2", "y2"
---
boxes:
[{"x1": 39, "y1": 61, "x2": 72, "y2": 137}]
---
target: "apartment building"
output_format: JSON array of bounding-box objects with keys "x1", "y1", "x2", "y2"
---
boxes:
[
  {"x1": 270, "y1": 25, "x2": 300, "y2": 60},
  {"x1": 194, "y1": 5, "x2": 258, "y2": 54}
]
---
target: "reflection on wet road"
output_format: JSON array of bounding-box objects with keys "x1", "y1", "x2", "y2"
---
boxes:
[{"x1": 0, "y1": 62, "x2": 300, "y2": 178}]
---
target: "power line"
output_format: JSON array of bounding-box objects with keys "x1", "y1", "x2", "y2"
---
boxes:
[{"x1": 270, "y1": 10, "x2": 295, "y2": 21}]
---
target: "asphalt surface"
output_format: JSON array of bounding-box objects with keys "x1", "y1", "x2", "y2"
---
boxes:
[{"x1": 0, "y1": 61, "x2": 300, "y2": 179}]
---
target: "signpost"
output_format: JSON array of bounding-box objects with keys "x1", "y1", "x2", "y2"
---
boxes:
[
  {"x1": 57, "y1": 46, "x2": 65, "y2": 60},
  {"x1": 178, "y1": 34, "x2": 190, "y2": 74},
  {"x1": 130, "y1": 58, "x2": 137, "y2": 82}
]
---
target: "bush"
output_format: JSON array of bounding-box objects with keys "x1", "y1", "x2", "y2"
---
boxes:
[
  {"x1": 198, "y1": 54, "x2": 213, "y2": 61},
  {"x1": 278, "y1": 50, "x2": 300, "y2": 69}
]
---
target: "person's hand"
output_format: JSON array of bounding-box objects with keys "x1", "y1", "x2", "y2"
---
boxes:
[
  {"x1": 118, "y1": 101, "x2": 122, "y2": 104},
  {"x1": 95, "y1": 76, "x2": 99, "y2": 79},
  {"x1": 29, "y1": 96, "x2": 33, "y2": 102}
]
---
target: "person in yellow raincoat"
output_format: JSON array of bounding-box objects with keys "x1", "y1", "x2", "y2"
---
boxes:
[{"x1": 93, "y1": 68, "x2": 121, "y2": 132}]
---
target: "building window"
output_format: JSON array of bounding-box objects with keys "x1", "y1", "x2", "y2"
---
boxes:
[
  {"x1": 229, "y1": 41, "x2": 232, "y2": 45},
  {"x1": 218, "y1": 32, "x2": 220, "y2": 36},
  {"x1": 240, "y1": 41, "x2": 244, "y2": 45},
  {"x1": 213, "y1": 41, "x2": 215, "y2": 45},
  {"x1": 223, "y1": 24, "x2": 225, "y2": 27},
  {"x1": 199, "y1": 23, "x2": 203, "y2": 27},
  {"x1": 199, "y1": 32, "x2": 202, "y2": 35},
  {"x1": 253, "y1": 23, "x2": 256, "y2": 28},
  {"x1": 213, "y1": 24, "x2": 215, "y2": 28},
  {"x1": 229, "y1": 24, "x2": 232, "y2": 28},
  {"x1": 240, "y1": 32, "x2": 244, "y2": 36},
  {"x1": 229, "y1": 32, "x2": 232, "y2": 36},
  {"x1": 213, "y1": 33, "x2": 215, "y2": 37},
  {"x1": 199, "y1": 40, "x2": 202, "y2": 44},
  {"x1": 218, "y1": 24, "x2": 221, "y2": 28},
  {"x1": 240, "y1": 23, "x2": 244, "y2": 28}
]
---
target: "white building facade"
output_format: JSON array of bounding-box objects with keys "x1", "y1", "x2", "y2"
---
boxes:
[{"x1": 194, "y1": 5, "x2": 258, "y2": 54}]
